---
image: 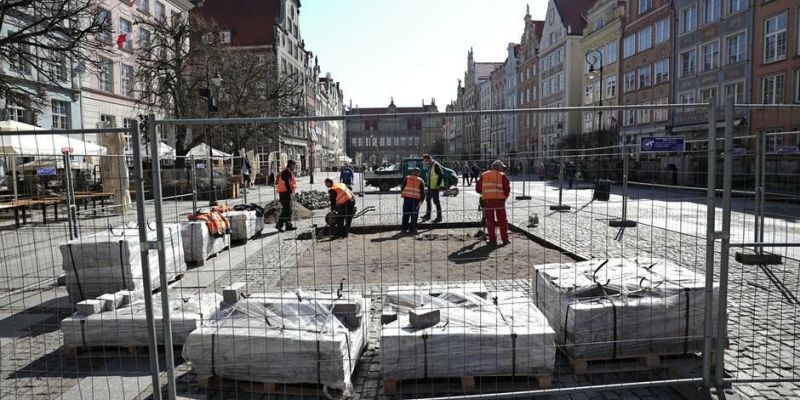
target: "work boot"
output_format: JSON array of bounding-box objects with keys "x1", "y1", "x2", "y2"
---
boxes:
[
  {"x1": 432, "y1": 215, "x2": 442, "y2": 223},
  {"x1": 275, "y1": 224, "x2": 283, "y2": 232},
  {"x1": 421, "y1": 214, "x2": 431, "y2": 221},
  {"x1": 285, "y1": 224, "x2": 297, "y2": 231},
  {"x1": 502, "y1": 239, "x2": 511, "y2": 246}
]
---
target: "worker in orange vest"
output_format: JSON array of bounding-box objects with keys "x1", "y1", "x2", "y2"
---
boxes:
[
  {"x1": 475, "y1": 160, "x2": 511, "y2": 246},
  {"x1": 400, "y1": 167, "x2": 426, "y2": 234},
  {"x1": 325, "y1": 178, "x2": 355, "y2": 238},
  {"x1": 275, "y1": 159, "x2": 298, "y2": 232}
]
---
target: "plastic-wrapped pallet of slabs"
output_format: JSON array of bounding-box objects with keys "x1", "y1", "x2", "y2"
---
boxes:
[
  {"x1": 181, "y1": 220, "x2": 230, "y2": 265},
  {"x1": 381, "y1": 286, "x2": 556, "y2": 381},
  {"x1": 224, "y1": 209, "x2": 264, "y2": 242},
  {"x1": 62, "y1": 293, "x2": 222, "y2": 353},
  {"x1": 60, "y1": 222, "x2": 185, "y2": 304},
  {"x1": 182, "y1": 291, "x2": 370, "y2": 396},
  {"x1": 532, "y1": 257, "x2": 719, "y2": 361}
]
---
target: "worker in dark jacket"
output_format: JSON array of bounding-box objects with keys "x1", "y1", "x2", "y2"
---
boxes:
[
  {"x1": 325, "y1": 178, "x2": 355, "y2": 238},
  {"x1": 421, "y1": 154, "x2": 444, "y2": 223},
  {"x1": 400, "y1": 168, "x2": 426, "y2": 234},
  {"x1": 275, "y1": 160, "x2": 297, "y2": 231}
]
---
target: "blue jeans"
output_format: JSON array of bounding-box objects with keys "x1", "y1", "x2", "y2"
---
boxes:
[{"x1": 401, "y1": 198, "x2": 420, "y2": 232}]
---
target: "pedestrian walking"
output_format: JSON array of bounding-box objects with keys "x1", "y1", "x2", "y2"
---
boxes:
[
  {"x1": 339, "y1": 163, "x2": 354, "y2": 190},
  {"x1": 461, "y1": 162, "x2": 471, "y2": 186},
  {"x1": 470, "y1": 162, "x2": 480, "y2": 184},
  {"x1": 275, "y1": 159, "x2": 297, "y2": 231},
  {"x1": 421, "y1": 154, "x2": 444, "y2": 223},
  {"x1": 476, "y1": 160, "x2": 511, "y2": 246},
  {"x1": 400, "y1": 168, "x2": 426, "y2": 234},
  {"x1": 241, "y1": 156, "x2": 251, "y2": 188},
  {"x1": 325, "y1": 178, "x2": 355, "y2": 238},
  {"x1": 566, "y1": 161, "x2": 577, "y2": 189}
]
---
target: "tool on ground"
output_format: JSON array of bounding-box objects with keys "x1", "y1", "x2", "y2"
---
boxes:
[{"x1": 474, "y1": 199, "x2": 485, "y2": 238}]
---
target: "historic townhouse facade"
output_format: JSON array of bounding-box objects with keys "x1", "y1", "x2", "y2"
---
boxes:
[
  {"x1": 479, "y1": 77, "x2": 493, "y2": 158},
  {"x1": 538, "y1": 0, "x2": 596, "y2": 157},
  {"x1": 673, "y1": 0, "x2": 752, "y2": 144},
  {"x1": 517, "y1": 12, "x2": 544, "y2": 158},
  {"x1": 619, "y1": 0, "x2": 673, "y2": 144},
  {"x1": 489, "y1": 63, "x2": 507, "y2": 158},
  {"x1": 580, "y1": 0, "x2": 626, "y2": 147},
  {"x1": 504, "y1": 44, "x2": 520, "y2": 157}
]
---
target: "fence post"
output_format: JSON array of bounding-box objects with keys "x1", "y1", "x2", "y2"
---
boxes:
[
  {"x1": 129, "y1": 121, "x2": 163, "y2": 400},
  {"x1": 147, "y1": 114, "x2": 177, "y2": 400},
  {"x1": 703, "y1": 97, "x2": 717, "y2": 387},
  {"x1": 758, "y1": 131, "x2": 767, "y2": 246},
  {"x1": 241, "y1": 148, "x2": 248, "y2": 204},
  {"x1": 550, "y1": 150, "x2": 570, "y2": 211},
  {"x1": 62, "y1": 150, "x2": 78, "y2": 239},
  {"x1": 190, "y1": 155, "x2": 197, "y2": 212},
  {"x1": 715, "y1": 95, "x2": 734, "y2": 385},
  {"x1": 609, "y1": 143, "x2": 637, "y2": 228}
]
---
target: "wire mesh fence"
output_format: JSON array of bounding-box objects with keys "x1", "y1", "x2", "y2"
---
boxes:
[{"x1": 0, "y1": 102, "x2": 798, "y2": 399}]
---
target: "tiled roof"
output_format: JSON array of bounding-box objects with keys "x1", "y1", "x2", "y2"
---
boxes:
[
  {"x1": 553, "y1": 0, "x2": 595, "y2": 36},
  {"x1": 193, "y1": 0, "x2": 280, "y2": 46}
]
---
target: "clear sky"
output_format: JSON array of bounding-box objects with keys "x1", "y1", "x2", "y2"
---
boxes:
[{"x1": 301, "y1": 0, "x2": 548, "y2": 109}]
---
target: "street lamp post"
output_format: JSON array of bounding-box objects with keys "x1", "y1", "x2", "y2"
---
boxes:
[
  {"x1": 550, "y1": 124, "x2": 570, "y2": 211},
  {"x1": 202, "y1": 55, "x2": 223, "y2": 205},
  {"x1": 586, "y1": 49, "x2": 604, "y2": 134}
]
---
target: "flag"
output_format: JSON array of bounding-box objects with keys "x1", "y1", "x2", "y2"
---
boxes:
[{"x1": 116, "y1": 33, "x2": 127, "y2": 49}]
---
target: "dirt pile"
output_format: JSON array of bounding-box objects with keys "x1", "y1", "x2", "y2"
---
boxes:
[
  {"x1": 296, "y1": 190, "x2": 330, "y2": 210},
  {"x1": 263, "y1": 199, "x2": 313, "y2": 224}
]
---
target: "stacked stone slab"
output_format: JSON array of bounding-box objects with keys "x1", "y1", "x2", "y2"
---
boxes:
[
  {"x1": 224, "y1": 210, "x2": 264, "y2": 242},
  {"x1": 62, "y1": 293, "x2": 222, "y2": 350},
  {"x1": 180, "y1": 221, "x2": 229, "y2": 264},
  {"x1": 60, "y1": 223, "x2": 185, "y2": 303},
  {"x1": 532, "y1": 257, "x2": 719, "y2": 360},
  {"x1": 381, "y1": 285, "x2": 556, "y2": 380},
  {"x1": 182, "y1": 291, "x2": 370, "y2": 395}
]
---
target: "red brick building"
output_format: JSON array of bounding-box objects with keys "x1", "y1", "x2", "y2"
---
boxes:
[{"x1": 517, "y1": 8, "x2": 544, "y2": 160}]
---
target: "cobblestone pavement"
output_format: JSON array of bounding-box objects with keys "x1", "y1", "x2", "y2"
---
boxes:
[{"x1": 2, "y1": 172, "x2": 798, "y2": 399}]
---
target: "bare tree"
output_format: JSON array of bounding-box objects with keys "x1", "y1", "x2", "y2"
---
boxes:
[
  {"x1": 134, "y1": 11, "x2": 307, "y2": 164},
  {"x1": 0, "y1": 0, "x2": 108, "y2": 110}
]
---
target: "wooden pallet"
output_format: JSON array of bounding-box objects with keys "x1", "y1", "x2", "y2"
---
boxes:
[
  {"x1": 560, "y1": 347, "x2": 705, "y2": 375},
  {"x1": 62, "y1": 344, "x2": 183, "y2": 359},
  {"x1": 383, "y1": 374, "x2": 552, "y2": 395},
  {"x1": 197, "y1": 376, "x2": 343, "y2": 397}
]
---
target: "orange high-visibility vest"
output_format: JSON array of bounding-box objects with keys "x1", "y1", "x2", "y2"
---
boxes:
[
  {"x1": 401, "y1": 175, "x2": 423, "y2": 199},
  {"x1": 189, "y1": 210, "x2": 230, "y2": 237},
  {"x1": 276, "y1": 168, "x2": 297, "y2": 193},
  {"x1": 480, "y1": 170, "x2": 507, "y2": 200},
  {"x1": 331, "y1": 182, "x2": 354, "y2": 205}
]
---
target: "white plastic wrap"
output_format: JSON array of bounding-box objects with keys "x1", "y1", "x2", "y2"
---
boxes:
[
  {"x1": 224, "y1": 210, "x2": 263, "y2": 242},
  {"x1": 381, "y1": 287, "x2": 556, "y2": 380},
  {"x1": 182, "y1": 292, "x2": 370, "y2": 393},
  {"x1": 61, "y1": 293, "x2": 222, "y2": 349},
  {"x1": 533, "y1": 258, "x2": 719, "y2": 360},
  {"x1": 60, "y1": 223, "x2": 185, "y2": 303},
  {"x1": 180, "y1": 221, "x2": 229, "y2": 263}
]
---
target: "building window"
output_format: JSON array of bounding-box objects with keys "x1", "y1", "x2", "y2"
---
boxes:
[
  {"x1": 623, "y1": 35, "x2": 636, "y2": 58},
  {"x1": 139, "y1": 28, "x2": 151, "y2": 51},
  {"x1": 122, "y1": 64, "x2": 134, "y2": 97},
  {"x1": 583, "y1": 112, "x2": 594, "y2": 132},
  {"x1": 654, "y1": 98, "x2": 669, "y2": 121},
  {"x1": 639, "y1": 0, "x2": 652, "y2": 15},
  {"x1": 6, "y1": 102, "x2": 26, "y2": 122},
  {"x1": 96, "y1": 8, "x2": 112, "y2": 43},
  {"x1": 639, "y1": 102, "x2": 651, "y2": 124},
  {"x1": 682, "y1": 5, "x2": 697, "y2": 34},
  {"x1": 584, "y1": 84, "x2": 594, "y2": 104},
  {"x1": 624, "y1": 70, "x2": 637, "y2": 92},
  {"x1": 654, "y1": 58, "x2": 670, "y2": 84},
  {"x1": 400, "y1": 137, "x2": 407, "y2": 146},
  {"x1": 414, "y1": 137, "x2": 420, "y2": 146},
  {"x1": 51, "y1": 51, "x2": 68, "y2": 82},
  {"x1": 606, "y1": 40, "x2": 617, "y2": 64},
  {"x1": 700, "y1": 87, "x2": 717, "y2": 105},
  {"x1": 51, "y1": 100, "x2": 70, "y2": 129},
  {"x1": 119, "y1": 18, "x2": 133, "y2": 51},
  {"x1": 655, "y1": 18, "x2": 670, "y2": 44},
  {"x1": 8, "y1": 35, "x2": 31, "y2": 74},
  {"x1": 703, "y1": 0, "x2": 721, "y2": 24},
  {"x1": 724, "y1": 81, "x2": 745, "y2": 104},
  {"x1": 99, "y1": 57, "x2": 113, "y2": 92},
  {"x1": 606, "y1": 75, "x2": 617, "y2": 98},
  {"x1": 762, "y1": 74, "x2": 785, "y2": 104},
  {"x1": 681, "y1": 49, "x2": 697, "y2": 77},
  {"x1": 638, "y1": 26, "x2": 652, "y2": 51},
  {"x1": 725, "y1": 32, "x2": 746, "y2": 65},
  {"x1": 137, "y1": 0, "x2": 149, "y2": 14},
  {"x1": 729, "y1": 0, "x2": 746, "y2": 14},
  {"x1": 701, "y1": 41, "x2": 720, "y2": 72},
  {"x1": 623, "y1": 108, "x2": 636, "y2": 126},
  {"x1": 763, "y1": 13, "x2": 787, "y2": 64},
  {"x1": 679, "y1": 91, "x2": 697, "y2": 112},
  {"x1": 155, "y1": 2, "x2": 166, "y2": 20},
  {"x1": 394, "y1": 137, "x2": 399, "y2": 146},
  {"x1": 638, "y1": 65, "x2": 652, "y2": 89}
]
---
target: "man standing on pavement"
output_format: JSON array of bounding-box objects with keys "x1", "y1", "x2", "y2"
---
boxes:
[
  {"x1": 476, "y1": 160, "x2": 511, "y2": 246},
  {"x1": 339, "y1": 163, "x2": 354, "y2": 190},
  {"x1": 400, "y1": 167, "x2": 426, "y2": 234},
  {"x1": 325, "y1": 178, "x2": 355, "y2": 238},
  {"x1": 276, "y1": 159, "x2": 298, "y2": 231},
  {"x1": 421, "y1": 154, "x2": 444, "y2": 223},
  {"x1": 461, "y1": 162, "x2": 471, "y2": 186}
]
